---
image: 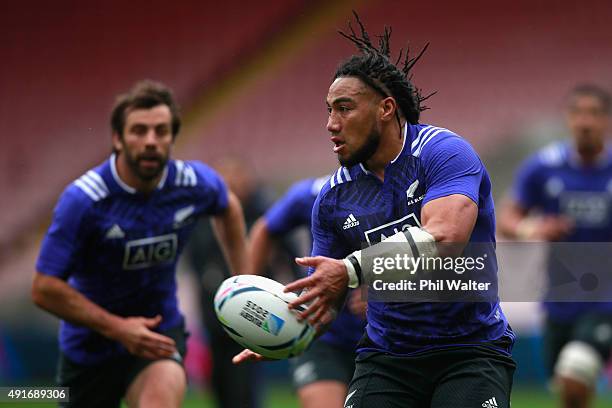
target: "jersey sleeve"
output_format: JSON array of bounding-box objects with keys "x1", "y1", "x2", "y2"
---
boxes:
[
  {"x1": 309, "y1": 186, "x2": 336, "y2": 275},
  {"x1": 264, "y1": 179, "x2": 314, "y2": 235},
  {"x1": 36, "y1": 186, "x2": 91, "y2": 279},
  {"x1": 191, "y1": 161, "x2": 229, "y2": 215},
  {"x1": 420, "y1": 135, "x2": 483, "y2": 206},
  {"x1": 510, "y1": 154, "x2": 543, "y2": 210}
]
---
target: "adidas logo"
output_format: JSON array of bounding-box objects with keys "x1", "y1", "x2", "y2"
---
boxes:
[
  {"x1": 343, "y1": 214, "x2": 360, "y2": 230},
  {"x1": 105, "y1": 224, "x2": 125, "y2": 239},
  {"x1": 482, "y1": 397, "x2": 498, "y2": 408}
]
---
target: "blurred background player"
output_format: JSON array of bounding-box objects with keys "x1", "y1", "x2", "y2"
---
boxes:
[
  {"x1": 499, "y1": 84, "x2": 612, "y2": 408},
  {"x1": 248, "y1": 175, "x2": 367, "y2": 408},
  {"x1": 184, "y1": 156, "x2": 298, "y2": 408},
  {"x1": 31, "y1": 81, "x2": 250, "y2": 408}
]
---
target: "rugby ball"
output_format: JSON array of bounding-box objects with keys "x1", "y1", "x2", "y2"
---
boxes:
[{"x1": 214, "y1": 275, "x2": 315, "y2": 359}]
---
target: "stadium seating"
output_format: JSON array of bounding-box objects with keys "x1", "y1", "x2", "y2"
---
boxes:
[
  {"x1": 177, "y1": 0, "x2": 612, "y2": 181},
  {"x1": 0, "y1": 0, "x2": 309, "y2": 255}
]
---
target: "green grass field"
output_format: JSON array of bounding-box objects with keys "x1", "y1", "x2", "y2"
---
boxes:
[
  {"x1": 177, "y1": 387, "x2": 610, "y2": 408},
  {"x1": 4, "y1": 386, "x2": 611, "y2": 407}
]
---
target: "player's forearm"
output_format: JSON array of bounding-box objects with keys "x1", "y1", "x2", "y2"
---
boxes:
[
  {"x1": 497, "y1": 199, "x2": 529, "y2": 239},
  {"x1": 342, "y1": 226, "x2": 437, "y2": 287},
  {"x1": 248, "y1": 218, "x2": 275, "y2": 276},
  {"x1": 344, "y1": 197, "x2": 479, "y2": 286},
  {"x1": 31, "y1": 272, "x2": 123, "y2": 339},
  {"x1": 212, "y1": 192, "x2": 252, "y2": 275}
]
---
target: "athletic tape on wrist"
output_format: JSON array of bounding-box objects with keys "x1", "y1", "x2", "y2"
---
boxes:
[{"x1": 343, "y1": 226, "x2": 436, "y2": 287}]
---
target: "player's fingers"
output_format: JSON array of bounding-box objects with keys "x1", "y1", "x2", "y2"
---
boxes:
[
  {"x1": 284, "y1": 276, "x2": 316, "y2": 293},
  {"x1": 143, "y1": 315, "x2": 162, "y2": 328},
  {"x1": 288, "y1": 287, "x2": 320, "y2": 310},
  {"x1": 307, "y1": 302, "x2": 329, "y2": 326},
  {"x1": 294, "y1": 256, "x2": 321, "y2": 267},
  {"x1": 296, "y1": 296, "x2": 325, "y2": 320},
  {"x1": 232, "y1": 349, "x2": 253, "y2": 364},
  {"x1": 138, "y1": 338, "x2": 176, "y2": 358},
  {"x1": 148, "y1": 340, "x2": 177, "y2": 356},
  {"x1": 144, "y1": 349, "x2": 169, "y2": 360},
  {"x1": 143, "y1": 332, "x2": 176, "y2": 351},
  {"x1": 133, "y1": 345, "x2": 159, "y2": 360},
  {"x1": 139, "y1": 343, "x2": 175, "y2": 360},
  {"x1": 232, "y1": 349, "x2": 264, "y2": 364}
]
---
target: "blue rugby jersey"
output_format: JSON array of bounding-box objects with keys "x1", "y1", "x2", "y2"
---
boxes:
[
  {"x1": 512, "y1": 141, "x2": 612, "y2": 320},
  {"x1": 264, "y1": 176, "x2": 366, "y2": 349},
  {"x1": 311, "y1": 124, "x2": 514, "y2": 356},
  {"x1": 36, "y1": 154, "x2": 228, "y2": 364}
]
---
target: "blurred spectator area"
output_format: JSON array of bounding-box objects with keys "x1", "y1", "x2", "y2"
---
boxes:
[
  {"x1": 2, "y1": 0, "x2": 612, "y2": 259},
  {"x1": 0, "y1": 0, "x2": 311, "y2": 259},
  {"x1": 177, "y1": 0, "x2": 612, "y2": 176}
]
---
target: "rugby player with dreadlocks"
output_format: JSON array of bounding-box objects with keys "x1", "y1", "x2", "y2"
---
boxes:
[{"x1": 235, "y1": 13, "x2": 516, "y2": 407}]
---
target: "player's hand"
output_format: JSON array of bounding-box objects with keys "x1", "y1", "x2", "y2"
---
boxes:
[
  {"x1": 232, "y1": 349, "x2": 271, "y2": 364},
  {"x1": 519, "y1": 216, "x2": 573, "y2": 241},
  {"x1": 348, "y1": 289, "x2": 367, "y2": 319},
  {"x1": 284, "y1": 256, "x2": 348, "y2": 327},
  {"x1": 111, "y1": 315, "x2": 177, "y2": 360}
]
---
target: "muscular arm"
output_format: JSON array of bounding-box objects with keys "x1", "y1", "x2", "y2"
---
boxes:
[
  {"x1": 211, "y1": 191, "x2": 252, "y2": 275},
  {"x1": 31, "y1": 272, "x2": 176, "y2": 359},
  {"x1": 287, "y1": 194, "x2": 479, "y2": 319},
  {"x1": 421, "y1": 193, "x2": 477, "y2": 244}
]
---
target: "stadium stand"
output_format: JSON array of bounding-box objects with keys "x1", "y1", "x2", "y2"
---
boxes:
[
  {"x1": 177, "y1": 0, "x2": 612, "y2": 182},
  {"x1": 0, "y1": 0, "x2": 310, "y2": 262}
]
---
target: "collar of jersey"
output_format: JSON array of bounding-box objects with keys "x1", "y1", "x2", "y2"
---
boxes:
[
  {"x1": 358, "y1": 123, "x2": 408, "y2": 175},
  {"x1": 109, "y1": 153, "x2": 168, "y2": 194},
  {"x1": 567, "y1": 142, "x2": 612, "y2": 169}
]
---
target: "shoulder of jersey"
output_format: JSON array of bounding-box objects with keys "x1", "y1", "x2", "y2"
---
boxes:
[
  {"x1": 327, "y1": 166, "x2": 356, "y2": 191},
  {"x1": 535, "y1": 141, "x2": 568, "y2": 167},
  {"x1": 172, "y1": 159, "x2": 204, "y2": 187},
  {"x1": 71, "y1": 167, "x2": 110, "y2": 203},
  {"x1": 311, "y1": 174, "x2": 331, "y2": 196},
  {"x1": 410, "y1": 125, "x2": 460, "y2": 158}
]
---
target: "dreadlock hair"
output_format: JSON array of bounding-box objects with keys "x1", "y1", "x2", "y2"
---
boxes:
[{"x1": 334, "y1": 11, "x2": 434, "y2": 125}]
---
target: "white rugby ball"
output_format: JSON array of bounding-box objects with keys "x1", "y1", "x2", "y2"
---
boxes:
[{"x1": 214, "y1": 275, "x2": 315, "y2": 359}]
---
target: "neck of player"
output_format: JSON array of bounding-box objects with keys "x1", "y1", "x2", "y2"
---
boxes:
[
  {"x1": 116, "y1": 153, "x2": 161, "y2": 194},
  {"x1": 575, "y1": 140, "x2": 605, "y2": 166},
  {"x1": 365, "y1": 120, "x2": 405, "y2": 181}
]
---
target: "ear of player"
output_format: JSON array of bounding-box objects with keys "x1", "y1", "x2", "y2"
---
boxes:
[{"x1": 214, "y1": 275, "x2": 315, "y2": 359}]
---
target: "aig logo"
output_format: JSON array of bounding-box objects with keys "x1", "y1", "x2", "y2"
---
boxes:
[
  {"x1": 123, "y1": 234, "x2": 178, "y2": 270},
  {"x1": 364, "y1": 213, "x2": 421, "y2": 245}
]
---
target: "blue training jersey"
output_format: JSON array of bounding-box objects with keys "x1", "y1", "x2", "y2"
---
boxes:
[
  {"x1": 264, "y1": 176, "x2": 366, "y2": 349},
  {"x1": 36, "y1": 155, "x2": 228, "y2": 365},
  {"x1": 512, "y1": 141, "x2": 612, "y2": 320},
  {"x1": 311, "y1": 124, "x2": 514, "y2": 356}
]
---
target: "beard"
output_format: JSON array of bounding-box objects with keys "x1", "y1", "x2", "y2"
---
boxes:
[
  {"x1": 575, "y1": 128, "x2": 604, "y2": 157},
  {"x1": 338, "y1": 125, "x2": 382, "y2": 168},
  {"x1": 124, "y1": 150, "x2": 168, "y2": 181}
]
